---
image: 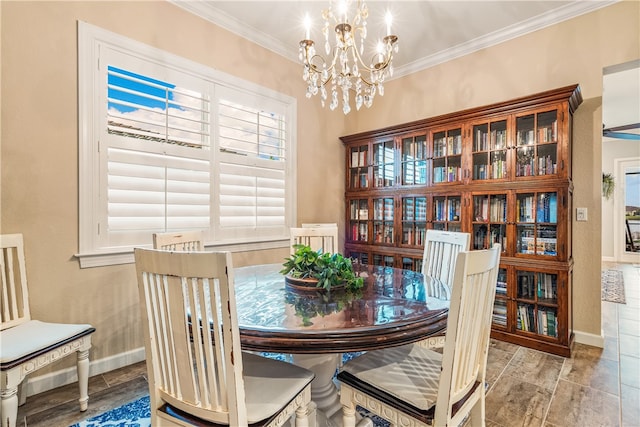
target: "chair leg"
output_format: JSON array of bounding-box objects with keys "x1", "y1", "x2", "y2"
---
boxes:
[
  {"x1": 468, "y1": 396, "x2": 486, "y2": 427},
  {"x1": 342, "y1": 403, "x2": 357, "y2": 427},
  {"x1": 1, "y1": 386, "x2": 19, "y2": 427},
  {"x1": 16, "y1": 381, "x2": 26, "y2": 407},
  {"x1": 77, "y1": 349, "x2": 90, "y2": 411},
  {"x1": 294, "y1": 403, "x2": 310, "y2": 427}
]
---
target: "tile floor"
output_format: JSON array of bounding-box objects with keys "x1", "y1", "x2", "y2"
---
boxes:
[{"x1": 14, "y1": 263, "x2": 640, "y2": 427}]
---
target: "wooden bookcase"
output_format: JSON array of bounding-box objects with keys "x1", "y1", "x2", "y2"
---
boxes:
[{"x1": 341, "y1": 85, "x2": 582, "y2": 357}]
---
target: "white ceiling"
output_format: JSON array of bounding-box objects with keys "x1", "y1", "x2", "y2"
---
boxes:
[
  {"x1": 603, "y1": 61, "x2": 640, "y2": 135},
  {"x1": 171, "y1": 0, "x2": 638, "y2": 135},
  {"x1": 171, "y1": 0, "x2": 614, "y2": 78}
]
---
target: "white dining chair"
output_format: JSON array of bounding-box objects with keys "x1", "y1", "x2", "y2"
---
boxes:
[
  {"x1": 152, "y1": 230, "x2": 205, "y2": 251},
  {"x1": 338, "y1": 245, "x2": 501, "y2": 427},
  {"x1": 134, "y1": 248, "x2": 314, "y2": 426},
  {"x1": 422, "y1": 229, "x2": 471, "y2": 289},
  {"x1": 0, "y1": 234, "x2": 95, "y2": 427},
  {"x1": 417, "y1": 230, "x2": 471, "y2": 348},
  {"x1": 290, "y1": 225, "x2": 339, "y2": 254}
]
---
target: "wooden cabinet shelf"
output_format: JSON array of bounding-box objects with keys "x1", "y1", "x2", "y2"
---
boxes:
[{"x1": 341, "y1": 85, "x2": 582, "y2": 357}]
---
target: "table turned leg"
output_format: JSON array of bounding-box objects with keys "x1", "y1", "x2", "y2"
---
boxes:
[{"x1": 292, "y1": 354, "x2": 342, "y2": 420}]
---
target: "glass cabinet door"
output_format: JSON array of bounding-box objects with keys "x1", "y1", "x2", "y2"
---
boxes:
[
  {"x1": 432, "y1": 128, "x2": 462, "y2": 184},
  {"x1": 372, "y1": 253, "x2": 395, "y2": 267},
  {"x1": 373, "y1": 197, "x2": 394, "y2": 244},
  {"x1": 516, "y1": 269, "x2": 559, "y2": 338},
  {"x1": 373, "y1": 139, "x2": 395, "y2": 187},
  {"x1": 401, "y1": 134, "x2": 427, "y2": 185},
  {"x1": 348, "y1": 199, "x2": 369, "y2": 243},
  {"x1": 401, "y1": 196, "x2": 427, "y2": 247},
  {"x1": 348, "y1": 144, "x2": 369, "y2": 189},
  {"x1": 516, "y1": 191, "x2": 558, "y2": 257},
  {"x1": 346, "y1": 250, "x2": 369, "y2": 265},
  {"x1": 515, "y1": 109, "x2": 559, "y2": 178},
  {"x1": 471, "y1": 120, "x2": 508, "y2": 181},
  {"x1": 472, "y1": 193, "x2": 507, "y2": 250},
  {"x1": 432, "y1": 195, "x2": 462, "y2": 231},
  {"x1": 401, "y1": 256, "x2": 423, "y2": 273}
]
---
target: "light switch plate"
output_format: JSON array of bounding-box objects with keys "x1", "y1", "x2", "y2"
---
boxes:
[{"x1": 576, "y1": 207, "x2": 588, "y2": 221}]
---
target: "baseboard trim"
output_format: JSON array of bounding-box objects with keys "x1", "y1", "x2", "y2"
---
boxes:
[
  {"x1": 25, "y1": 347, "x2": 146, "y2": 397},
  {"x1": 573, "y1": 329, "x2": 605, "y2": 348}
]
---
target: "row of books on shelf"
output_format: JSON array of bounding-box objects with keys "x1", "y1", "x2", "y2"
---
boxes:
[
  {"x1": 402, "y1": 142, "x2": 427, "y2": 159},
  {"x1": 373, "y1": 226, "x2": 394, "y2": 244},
  {"x1": 350, "y1": 205, "x2": 369, "y2": 220},
  {"x1": 472, "y1": 159, "x2": 507, "y2": 180},
  {"x1": 350, "y1": 223, "x2": 368, "y2": 241},
  {"x1": 536, "y1": 273, "x2": 557, "y2": 300},
  {"x1": 492, "y1": 301, "x2": 507, "y2": 326},
  {"x1": 473, "y1": 197, "x2": 507, "y2": 223},
  {"x1": 402, "y1": 227, "x2": 427, "y2": 246},
  {"x1": 515, "y1": 157, "x2": 558, "y2": 177},
  {"x1": 433, "y1": 166, "x2": 462, "y2": 183},
  {"x1": 473, "y1": 128, "x2": 508, "y2": 152},
  {"x1": 433, "y1": 135, "x2": 463, "y2": 157},
  {"x1": 350, "y1": 150, "x2": 368, "y2": 167},
  {"x1": 536, "y1": 193, "x2": 557, "y2": 223},
  {"x1": 538, "y1": 122, "x2": 558, "y2": 143},
  {"x1": 403, "y1": 199, "x2": 427, "y2": 221},
  {"x1": 517, "y1": 236, "x2": 557, "y2": 256},
  {"x1": 351, "y1": 172, "x2": 369, "y2": 188},
  {"x1": 517, "y1": 305, "x2": 557, "y2": 337},
  {"x1": 433, "y1": 199, "x2": 461, "y2": 222},
  {"x1": 373, "y1": 201, "x2": 394, "y2": 221},
  {"x1": 517, "y1": 195, "x2": 557, "y2": 223},
  {"x1": 473, "y1": 225, "x2": 506, "y2": 250}
]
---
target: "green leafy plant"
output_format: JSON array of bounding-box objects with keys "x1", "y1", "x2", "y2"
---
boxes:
[
  {"x1": 602, "y1": 173, "x2": 615, "y2": 200},
  {"x1": 280, "y1": 244, "x2": 364, "y2": 292}
]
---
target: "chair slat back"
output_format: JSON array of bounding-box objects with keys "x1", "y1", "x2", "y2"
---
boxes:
[
  {"x1": 152, "y1": 230, "x2": 204, "y2": 252},
  {"x1": 290, "y1": 226, "x2": 339, "y2": 254},
  {"x1": 0, "y1": 234, "x2": 31, "y2": 330},
  {"x1": 134, "y1": 248, "x2": 247, "y2": 426},
  {"x1": 422, "y1": 230, "x2": 471, "y2": 288},
  {"x1": 435, "y1": 244, "x2": 501, "y2": 424}
]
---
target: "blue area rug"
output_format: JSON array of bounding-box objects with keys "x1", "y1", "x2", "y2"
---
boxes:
[
  {"x1": 71, "y1": 394, "x2": 151, "y2": 427},
  {"x1": 71, "y1": 352, "x2": 389, "y2": 427}
]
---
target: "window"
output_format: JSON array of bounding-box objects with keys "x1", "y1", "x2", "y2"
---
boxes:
[{"x1": 78, "y1": 22, "x2": 296, "y2": 267}]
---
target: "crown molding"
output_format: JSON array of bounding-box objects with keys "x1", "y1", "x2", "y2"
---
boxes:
[
  {"x1": 393, "y1": 0, "x2": 618, "y2": 78},
  {"x1": 169, "y1": 0, "x2": 618, "y2": 79}
]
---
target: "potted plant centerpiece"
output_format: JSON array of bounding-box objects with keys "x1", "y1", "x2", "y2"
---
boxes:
[{"x1": 280, "y1": 244, "x2": 364, "y2": 292}]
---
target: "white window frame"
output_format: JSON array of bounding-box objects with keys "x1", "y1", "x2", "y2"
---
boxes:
[{"x1": 77, "y1": 21, "x2": 296, "y2": 267}]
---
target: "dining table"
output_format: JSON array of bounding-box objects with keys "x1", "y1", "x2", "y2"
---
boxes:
[{"x1": 232, "y1": 262, "x2": 451, "y2": 427}]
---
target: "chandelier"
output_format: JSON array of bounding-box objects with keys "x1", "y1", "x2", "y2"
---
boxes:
[{"x1": 299, "y1": 0, "x2": 399, "y2": 114}]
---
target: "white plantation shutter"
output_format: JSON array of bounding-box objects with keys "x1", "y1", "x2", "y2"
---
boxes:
[
  {"x1": 79, "y1": 23, "x2": 295, "y2": 264},
  {"x1": 215, "y1": 89, "x2": 290, "y2": 240},
  {"x1": 106, "y1": 147, "x2": 210, "y2": 245}
]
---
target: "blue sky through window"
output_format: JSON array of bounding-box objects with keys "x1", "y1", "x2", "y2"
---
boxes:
[{"x1": 108, "y1": 66, "x2": 178, "y2": 113}]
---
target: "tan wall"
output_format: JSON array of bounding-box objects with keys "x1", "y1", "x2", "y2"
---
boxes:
[
  {"x1": 0, "y1": 0, "x2": 347, "y2": 376},
  {"x1": 1, "y1": 0, "x2": 638, "y2": 381},
  {"x1": 348, "y1": 0, "x2": 640, "y2": 340}
]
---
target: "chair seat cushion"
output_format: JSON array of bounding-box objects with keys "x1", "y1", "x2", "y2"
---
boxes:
[
  {"x1": 340, "y1": 343, "x2": 442, "y2": 411},
  {"x1": 162, "y1": 352, "x2": 314, "y2": 425},
  {"x1": 0, "y1": 320, "x2": 94, "y2": 365},
  {"x1": 241, "y1": 352, "x2": 314, "y2": 423}
]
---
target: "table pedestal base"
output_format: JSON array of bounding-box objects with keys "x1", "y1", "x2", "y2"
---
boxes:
[{"x1": 291, "y1": 354, "x2": 374, "y2": 427}]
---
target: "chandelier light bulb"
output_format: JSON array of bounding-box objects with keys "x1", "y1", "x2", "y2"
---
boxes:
[{"x1": 299, "y1": 0, "x2": 398, "y2": 114}]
